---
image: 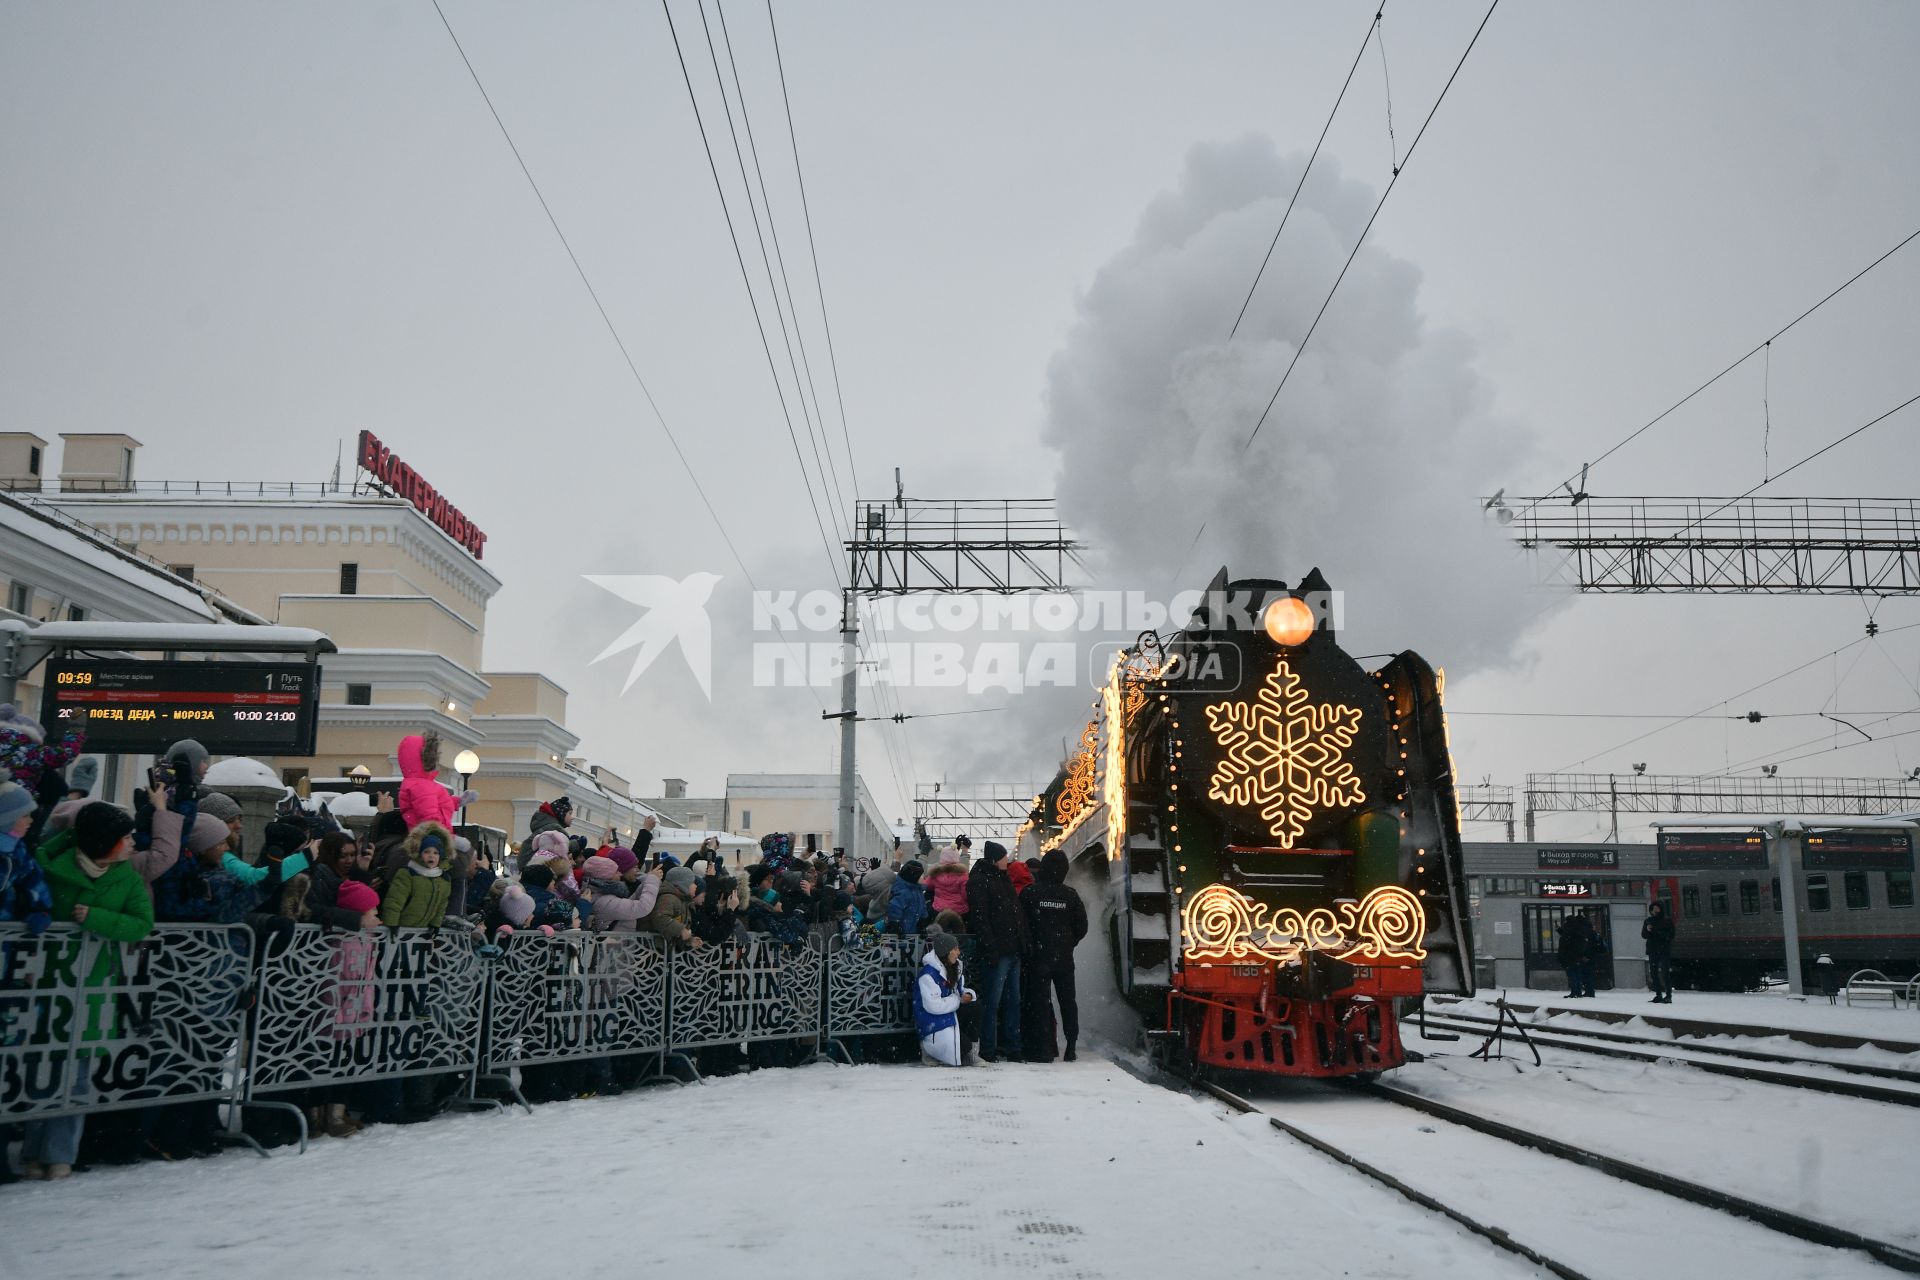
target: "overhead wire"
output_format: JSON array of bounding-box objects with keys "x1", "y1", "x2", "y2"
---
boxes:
[
  {"x1": 1518, "y1": 223, "x2": 1920, "y2": 514},
  {"x1": 706, "y1": 0, "x2": 851, "y2": 539},
  {"x1": 1226, "y1": 2, "x2": 1385, "y2": 342},
  {"x1": 660, "y1": 0, "x2": 846, "y2": 587},
  {"x1": 425, "y1": 0, "x2": 825, "y2": 710},
  {"x1": 1239, "y1": 0, "x2": 1500, "y2": 456},
  {"x1": 765, "y1": 0, "x2": 861, "y2": 500},
  {"x1": 1170, "y1": 0, "x2": 1500, "y2": 598},
  {"x1": 1544, "y1": 618, "x2": 1920, "y2": 773}
]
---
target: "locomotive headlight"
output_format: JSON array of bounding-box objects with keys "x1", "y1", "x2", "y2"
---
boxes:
[{"x1": 1262, "y1": 596, "x2": 1315, "y2": 647}]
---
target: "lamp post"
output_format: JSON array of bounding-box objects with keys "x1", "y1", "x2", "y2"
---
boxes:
[{"x1": 454, "y1": 749, "x2": 479, "y2": 828}]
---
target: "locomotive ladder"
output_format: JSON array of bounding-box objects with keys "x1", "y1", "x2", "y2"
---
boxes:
[{"x1": 1122, "y1": 802, "x2": 1176, "y2": 994}]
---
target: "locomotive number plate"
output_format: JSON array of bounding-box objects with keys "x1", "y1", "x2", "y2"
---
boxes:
[{"x1": 1231, "y1": 965, "x2": 1263, "y2": 977}]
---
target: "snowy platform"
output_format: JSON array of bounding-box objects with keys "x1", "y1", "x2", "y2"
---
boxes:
[
  {"x1": 2, "y1": 1058, "x2": 1541, "y2": 1280},
  {"x1": 1439, "y1": 989, "x2": 1920, "y2": 1058}
]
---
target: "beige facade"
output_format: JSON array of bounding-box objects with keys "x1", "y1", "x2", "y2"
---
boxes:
[
  {"x1": 24, "y1": 435, "x2": 656, "y2": 848},
  {"x1": 725, "y1": 773, "x2": 898, "y2": 866},
  {"x1": 55, "y1": 432, "x2": 139, "y2": 491},
  {"x1": 0, "y1": 433, "x2": 48, "y2": 492}
]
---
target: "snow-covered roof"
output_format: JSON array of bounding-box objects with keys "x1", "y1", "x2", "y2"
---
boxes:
[{"x1": 204, "y1": 757, "x2": 285, "y2": 789}]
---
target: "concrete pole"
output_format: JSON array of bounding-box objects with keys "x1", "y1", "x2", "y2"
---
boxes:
[
  {"x1": 1777, "y1": 831, "x2": 1805, "y2": 996},
  {"x1": 836, "y1": 589, "x2": 858, "y2": 864}
]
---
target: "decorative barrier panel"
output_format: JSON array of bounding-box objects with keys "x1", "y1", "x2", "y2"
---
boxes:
[
  {"x1": 825, "y1": 935, "x2": 925, "y2": 1037},
  {"x1": 246, "y1": 924, "x2": 486, "y2": 1094},
  {"x1": 667, "y1": 935, "x2": 823, "y2": 1051},
  {"x1": 0, "y1": 923, "x2": 252, "y2": 1121},
  {"x1": 483, "y1": 930, "x2": 667, "y2": 1071}
]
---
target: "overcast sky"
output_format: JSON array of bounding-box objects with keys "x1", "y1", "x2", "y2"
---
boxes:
[{"x1": 5, "y1": 1, "x2": 1917, "y2": 841}]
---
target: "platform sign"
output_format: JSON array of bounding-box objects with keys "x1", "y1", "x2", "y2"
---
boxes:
[
  {"x1": 41, "y1": 659, "x2": 320, "y2": 756},
  {"x1": 1537, "y1": 848, "x2": 1618, "y2": 870},
  {"x1": 1656, "y1": 830, "x2": 1767, "y2": 871},
  {"x1": 1802, "y1": 830, "x2": 1914, "y2": 872},
  {"x1": 1538, "y1": 882, "x2": 1594, "y2": 898}
]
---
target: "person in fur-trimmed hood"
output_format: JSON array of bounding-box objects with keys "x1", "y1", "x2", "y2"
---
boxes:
[
  {"x1": 379, "y1": 822, "x2": 456, "y2": 927},
  {"x1": 395, "y1": 732, "x2": 475, "y2": 831}
]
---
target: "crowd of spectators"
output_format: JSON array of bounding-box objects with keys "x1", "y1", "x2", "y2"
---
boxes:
[{"x1": 0, "y1": 708, "x2": 1087, "y2": 1184}]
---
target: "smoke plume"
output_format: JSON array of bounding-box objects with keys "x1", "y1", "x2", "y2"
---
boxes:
[{"x1": 1045, "y1": 133, "x2": 1542, "y2": 675}]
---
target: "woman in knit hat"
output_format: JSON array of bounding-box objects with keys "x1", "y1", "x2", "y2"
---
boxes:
[
  {"x1": 584, "y1": 856, "x2": 662, "y2": 932},
  {"x1": 912, "y1": 932, "x2": 973, "y2": 1067}
]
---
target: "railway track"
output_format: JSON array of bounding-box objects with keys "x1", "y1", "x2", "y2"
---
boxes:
[
  {"x1": 1421, "y1": 1001, "x2": 1920, "y2": 1082},
  {"x1": 1151, "y1": 1062, "x2": 1920, "y2": 1278},
  {"x1": 1412, "y1": 1011, "x2": 1920, "y2": 1108}
]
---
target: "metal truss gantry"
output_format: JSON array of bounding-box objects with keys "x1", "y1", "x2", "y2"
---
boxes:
[
  {"x1": 1488, "y1": 495, "x2": 1920, "y2": 595},
  {"x1": 912, "y1": 782, "x2": 1041, "y2": 842},
  {"x1": 850, "y1": 498, "x2": 1086, "y2": 595},
  {"x1": 832, "y1": 489, "x2": 1085, "y2": 861},
  {"x1": 1457, "y1": 784, "x2": 1517, "y2": 841},
  {"x1": 1522, "y1": 772, "x2": 1920, "y2": 839}
]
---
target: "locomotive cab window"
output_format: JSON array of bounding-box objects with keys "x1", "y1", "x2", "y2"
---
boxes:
[
  {"x1": 1709, "y1": 883, "x2": 1729, "y2": 917},
  {"x1": 1739, "y1": 879, "x2": 1759, "y2": 913},
  {"x1": 1843, "y1": 871, "x2": 1870, "y2": 911},
  {"x1": 1889, "y1": 871, "x2": 1914, "y2": 909},
  {"x1": 1806, "y1": 874, "x2": 1831, "y2": 912}
]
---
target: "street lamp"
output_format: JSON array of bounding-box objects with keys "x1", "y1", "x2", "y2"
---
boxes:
[
  {"x1": 348, "y1": 764, "x2": 371, "y2": 791},
  {"x1": 454, "y1": 749, "x2": 479, "y2": 827}
]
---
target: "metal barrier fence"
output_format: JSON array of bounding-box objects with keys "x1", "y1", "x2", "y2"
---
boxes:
[
  {"x1": 482, "y1": 930, "x2": 668, "y2": 1073},
  {"x1": 246, "y1": 924, "x2": 488, "y2": 1095},
  {"x1": 1, "y1": 922, "x2": 923, "y2": 1142},
  {"x1": 825, "y1": 935, "x2": 925, "y2": 1039},
  {"x1": 0, "y1": 923, "x2": 252, "y2": 1122},
  {"x1": 667, "y1": 935, "x2": 825, "y2": 1053}
]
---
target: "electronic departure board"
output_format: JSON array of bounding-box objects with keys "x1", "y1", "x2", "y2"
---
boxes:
[
  {"x1": 1802, "y1": 830, "x2": 1915, "y2": 872},
  {"x1": 1656, "y1": 830, "x2": 1769, "y2": 871},
  {"x1": 40, "y1": 659, "x2": 320, "y2": 757}
]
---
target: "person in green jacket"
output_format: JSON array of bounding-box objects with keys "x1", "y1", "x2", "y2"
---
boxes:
[
  {"x1": 22, "y1": 801, "x2": 152, "y2": 1180},
  {"x1": 379, "y1": 822, "x2": 454, "y2": 928}
]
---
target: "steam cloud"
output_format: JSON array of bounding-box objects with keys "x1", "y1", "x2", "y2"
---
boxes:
[
  {"x1": 936, "y1": 134, "x2": 1549, "y2": 788},
  {"x1": 1045, "y1": 133, "x2": 1543, "y2": 675}
]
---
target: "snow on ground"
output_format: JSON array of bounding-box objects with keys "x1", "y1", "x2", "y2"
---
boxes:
[
  {"x1": 0, "y1": 1058, "x2": 1542, "y2": 1280},
  {"x1": 1233, "y1": 1083, "x2": 1893, "y2": 1280},
  {"x1": 1444, "y1": 988, "x2": 1920, "y2": 1049},
  {"x1": 1398, "y1": 1024, "x2": 1920, "y2": 1247}
]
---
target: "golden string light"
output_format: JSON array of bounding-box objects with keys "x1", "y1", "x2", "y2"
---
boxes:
[{"x1": 1180, "y1": 883, "x2": 1427, "y2": 965}]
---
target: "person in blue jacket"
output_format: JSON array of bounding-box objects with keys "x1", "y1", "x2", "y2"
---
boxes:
[
  {"x1": 913, "y1": 931, "x2": 974, "y2": 1067},
  {"x1": 887, "y1": 860, "x2": 928, "y2": 936}
]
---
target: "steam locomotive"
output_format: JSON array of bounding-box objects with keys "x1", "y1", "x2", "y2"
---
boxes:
[{"x1": 1020, "y1": 568, "x2": 1475, "y2": 1078}]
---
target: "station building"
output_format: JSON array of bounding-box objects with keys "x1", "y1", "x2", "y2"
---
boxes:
[
  {"x1": 0, "y1": 431, "x2": 657, "y2": 844},
  {"x1": 1463, "y1": 840, "x2": 1660, "y2": 992}
]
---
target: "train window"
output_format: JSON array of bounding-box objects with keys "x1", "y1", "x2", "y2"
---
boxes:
[
  {"x1": 1709, "y1": 883, "x2": 1729, "y2": 916},
  {"x1": 1806, "y1": 874, "x2": 1831, "y2": 912},
  {"x1": 1888, "y1": 871, "x2": 1914, "y2": 909},
  {"x1": 1739, "y1": 880, "x2": 1759, "y2": 913},
  {"x1": 1844, "y1": 871, "x2": 1870, "y2": 911},
  {"x1": 1770, "y1": 877, "x2": 1781, "y2": 911},
  {"x1": 1681, "y1": 884, "x2": 1700, "y2": 918}
]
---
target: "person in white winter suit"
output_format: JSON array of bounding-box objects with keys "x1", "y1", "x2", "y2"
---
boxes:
[{"x1": 912, "y1": 931, "x2": 974, "y2": 1067}]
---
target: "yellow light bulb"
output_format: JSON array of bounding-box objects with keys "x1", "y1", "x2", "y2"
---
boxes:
[{"x1": 1262, "y1": 596, "x2": 1316, "y2": 647}]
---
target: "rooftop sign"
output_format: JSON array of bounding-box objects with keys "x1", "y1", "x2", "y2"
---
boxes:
[{"x1": 357, "y1": 429, "x2": 487, "y2": 559}]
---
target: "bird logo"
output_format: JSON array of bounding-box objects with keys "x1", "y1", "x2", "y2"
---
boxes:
[{"x1": 584, "y1": 573, "x2": 723, "y2": 698}]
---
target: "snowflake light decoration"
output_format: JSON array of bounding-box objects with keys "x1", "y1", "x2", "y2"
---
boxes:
[{"x1": 1203, "y1": 659, "x2": 1366, "y2": 848}]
